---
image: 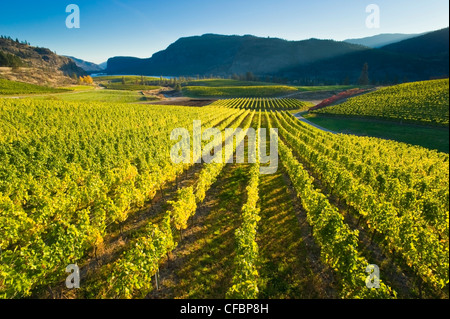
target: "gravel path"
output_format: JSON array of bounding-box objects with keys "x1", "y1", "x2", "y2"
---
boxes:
[{"x1": 293, "y1": 112, "x2": 336, "y2": 134}]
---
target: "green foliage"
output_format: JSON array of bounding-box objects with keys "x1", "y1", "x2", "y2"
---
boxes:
[
  {"x1": 315, "y1": 79, "x2": 449, "y2": 126},
  {"x1": 273, "y1": 110, "x2": 449, "y2": 291},
  {"x1": 0, "y1": 84, "x2": 448, "y2": 299},
  {"x1": 169, "y1": 187, "x2": 197, "y2": 231},
  {"x1": 103, "y1": 213, "x2": 175, "y2": 299},
  {"x1": 101, "y1": 83, "x2": 160, "y2": 91},
  {"x1": 185, "y1": 79, "x2": 277, "y2": 87},
  {"x1": 93, "y1": 75, "x2": 160, "y2": 83},
  {"x1": 269, "y1": 112, "x2": 396, "y2": 298},
  {"x1": 0, "y1": 51, "x2": 24, "y2": 68},
  {"x1": 296, "y1": 85, "x2": 359, "y2": 92},
  {"x1": 227, "y1": 111, "x2": 262, "y2": 299},
  {"x1": 304, "y1": 114, "x2": 449, "y2": 153},
  {"x1": 227, "y1": 161, "x2": 261, "y2": 299},
  {"x1": 0, "y1": 79, "x2": 70, "y2": 95},
  {"x1": 211, "y1": 98, "x2": 308, "y2": 111},
  {"x1": 0, "y1": 98, "x2": 236, "y2": 298},
  {"x1": 35, "y1": 89, "x2": 152, "y2": 103},
  {"x1": 182, "y1": 85, "x2": 297, "y2": 98}
]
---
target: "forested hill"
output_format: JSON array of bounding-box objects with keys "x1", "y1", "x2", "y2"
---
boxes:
[
  {"x1": 381, "y1": 27, "x2": 449, "y2": 58},
  {"x1": 106, "y1": 30, "x2": 449, "y2": 84},
  {"x1": 106, "y1": 34, "x2": 368, "y2": 77}
]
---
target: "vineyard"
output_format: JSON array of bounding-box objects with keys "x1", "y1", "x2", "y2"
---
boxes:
[
  {"x1": 182, "y1": 85, "x2": 298, "y2": 98},
  {"x1": 0, "y1": 79, "x2": 70, "y2": 95},
  {"x1": 0, "y1": 93, "x2": 448, "y2": 299},
  {"x1": 210, "y1": 98, "x2": 309, "y2": 111},
  {"x1": 313, "y1": 79, "x2": 449, "y2": 126}
]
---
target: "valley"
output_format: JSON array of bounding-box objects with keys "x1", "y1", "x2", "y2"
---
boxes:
[{"x1": 0, "y1": 6, "x2": 449, "y2": 304}]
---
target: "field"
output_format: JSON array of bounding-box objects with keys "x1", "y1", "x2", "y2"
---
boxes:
[
  {"x1": 93, "y1": 75, "x2": 161, "y2": 83},
  {"x1": 0, "y1": 83, "x2": 448, "y2": 300},
  {"x1": 296, "y1": 85, "x2": 360, "y2": 92},
  {"x1": 185, "y1": 79, "x2": 279, "y2": 87},
  {"x1": 0, "y1": 79, "x2": 70, "y2": 95},
  {"x1": 304, "y1": 113, "x2": 449, "y2": 153},
  {"x1": 32, "y1": 89, "x2": 154, "y2": 103},
  {"x1": 313, "y1": 79, "x2": 449, "y2": 126},
  {"x1": 101, "y1": 83, "x2": 161, "y2": 91},
  {"x1": 182, "y1": 85, "x2": 298, "y2": 98},
  {"x1": 209, "y1": 98, "x2": 311, "y2": 111}
]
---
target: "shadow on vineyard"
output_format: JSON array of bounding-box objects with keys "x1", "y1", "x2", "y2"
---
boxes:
[
  {"x1": 257, "y1": 170, "x2": 337, "y2": 298},
  {"x1": 34, "y1": 162, "x2": 205, "y2": 299},
  {"x1": 148, "y1": 164, "x2": 249, "y2": 299}
]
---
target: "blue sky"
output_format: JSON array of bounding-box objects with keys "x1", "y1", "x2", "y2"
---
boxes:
[{"x1": 0, "y1": 0, "x2": 448, "y2": 64}]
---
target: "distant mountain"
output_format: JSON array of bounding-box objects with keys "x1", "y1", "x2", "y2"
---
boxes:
[
  {"x1": 278, "y1": 28, "x2": 449, "y2": 84},
  {"x1": 98, "y1": 61, "x2": 108, "y2": 70},
  {"x1": 0, "y1": 36, "x2": 86, "y2": 85},
  {"x1": 381, "y1": 27, "x2": 449, "y2": 58},
  {"x1": 344, "y1": 33, "x2": 424, "y2": 48},
  {"x1": 65, "y1": 56, "x2": 104, "y2": 73},
  {"x1": 106, "y1": 29, "x2": 449, "y2": 84},
  {"x1": 278, "y1": 47, "x2": 447, "y2": 85},
  {"x1": 107, "y1": 34, "x2": 368, "y2": 76}
]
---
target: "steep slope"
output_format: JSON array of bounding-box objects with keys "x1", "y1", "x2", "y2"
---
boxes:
[
  {"x1": 106, "y1": 34, "x2": 367, "y2": 76},
  {"x1": 279, "y1": 47, "x2": 447, "y2": 84},
  {"x1": 106, "y1": 29, "x2": 449, "y2": 84},
  {"x1": 65, "y1": 56, "x2": 104, "y2": 73},
  {"x1": 0, "y1": 37, "x2": 85, "y2": 85},
  {"x1": 381, "y1": 27, "x2": 449, "y2": 58},
  {"x1": 279, "y1": 28, "x2": 449, "y2": 84}
]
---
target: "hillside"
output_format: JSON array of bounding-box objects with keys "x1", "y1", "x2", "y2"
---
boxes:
[
  {"x1": 344, "y1": 33, "x2": 423, "y2": 48},
  {"x1": 65, "y1": 56, "x2": 105, "y2": 73},
  {"x1": 106, "y1": 34, "x2": 368, "y2": 77},
  {"x1": 0, "y1": 37, "x2": 85, "y2": 85},
  {"x1": 0, "y1": 78, "x2": 70, "y2": 95},
  {"x1": 381, "y1": 27, "x2": 449, "y2": 58},
  {"x1": 313, "y1": 79, "x2": 450, "y2": 126},
  {"x1": 106, "y1": 31, "x2": 449, "y2": 84},
  {"x1": 279, "y1": 47, "x2": 448, "y2": 84}
]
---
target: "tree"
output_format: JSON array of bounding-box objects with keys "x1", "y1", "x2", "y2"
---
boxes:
[
  {"x1": 358, "y1": 63, "x2": 370, "y2": 86},
  {"x1": 245, "y1": 71, "x2": 255, "y2": 82},
  {"x1": 343, "y1": 75, "x2": 350, "y2": 85},
  {"x1": 78, "y1": 75, "x2": 94, "y2": 85}
]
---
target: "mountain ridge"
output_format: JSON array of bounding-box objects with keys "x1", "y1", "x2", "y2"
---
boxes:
[
  {"x1": 106, "y1": 34, "x2": 369, "y2": 77},
  {"x1": 344, "y1": 33, "x2": 425, "y2": 48},
  {"x1": 64, "y1": 56, "x2": 105, "y2": 73},
  {"x1": 106, "y1": 29, "x2": 449, "y2": 84}
]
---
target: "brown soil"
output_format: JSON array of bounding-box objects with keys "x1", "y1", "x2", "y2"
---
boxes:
[{"x1": 0, "y1": 67, "x2": 77, "y2": 86}]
